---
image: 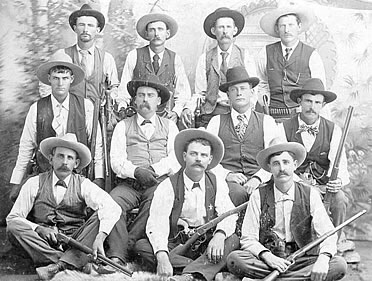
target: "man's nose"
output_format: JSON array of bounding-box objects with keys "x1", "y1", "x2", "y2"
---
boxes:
[{"x1": 58, "y1": 78, "x2": 63, "y2": 86}]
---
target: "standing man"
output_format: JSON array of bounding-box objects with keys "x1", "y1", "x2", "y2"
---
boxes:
[
  {"x1": 10, "y1": 53, "x2": 104, "y2": 201},
  {"x1": 105, "y1": 75, "x2": 180, "y2": 266},
  {"x1": 256, "y1": 4, "x2": 326, "y2": 121},
  {"x1": 117, "y1": 13, "x2": 191, "y2": 126},
  {"x1": 7, "y1": 134, "x2": 121, "y2": 281},
  {"x1": 280, "y1": 78, "x2": 349, "y2": 234},
  {"x1": 227, "y1": 141, "x2": 347, "y2": 281},
  {"x1": 190, "y1": 7, "x2": 257, "y2": 128},
  {"x1": 207, "y1": 66, "x2": 285, "y2": 207},
  {"x1": 135, "y1": 128, "x2": 239, "y2": 281}
]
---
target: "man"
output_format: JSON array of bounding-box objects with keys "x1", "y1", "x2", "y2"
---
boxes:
[
  {"x1": 256, "y1": 4, "x2": 326, "y2": 121},
  {"x1": 135, "y1": 128, "x2": 239, "y2": 281},
  {"x1": 207, "y1": 66, "x2": 285, "y2": 207},
  {"x1": 6, "y1": 134, "x2": 121, "y2": 281},
  {"x1": 117, "y1": 13, "x2": 191, "y2": 126},
  {"x1": 280, "y1": 78, "x2": 349, "y2": 234},
  {"x1": 10, "y1": 53, "x2": 104, "y2": 201},
  {"x1": 226, "y1": 140, "x2": 347, "y2": 281},
  {"x1": 105, "y1": 75, "x2": 180, "y2": 266},
  {"x1": 191, "y1": 7, "x2": 257, "y2": 128}
]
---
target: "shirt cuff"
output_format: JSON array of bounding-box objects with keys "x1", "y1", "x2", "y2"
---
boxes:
[{"x1": 10, "y1": 170, "x2": 24, "y2": 185}]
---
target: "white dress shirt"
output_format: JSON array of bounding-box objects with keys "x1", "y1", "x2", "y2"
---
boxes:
[
  {"x1": 146, "y1": 171, "x2": 237, "y2": 254},
  {"x1": 117, "y1": 46, "x2": 192, "y2": 115},
  {"x1": 7, "y1": 171, "x2": 121, "y2": 234},
  {"x1": 10, "y1": 94, "x2": 104, "y2": 184},
  {"x1": 110, "y1": 114, "x2": 180, "y2": 179},
  {"x1": 240, "y1": 182, "x2": 338, "y2": 257}
]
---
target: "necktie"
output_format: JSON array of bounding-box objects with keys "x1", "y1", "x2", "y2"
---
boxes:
[
  {"x1": 141, "y1": 119, "x2": 152, "y2": 126},
  {"x1": 56, "y1": 180, "x2": 67, "y2": 188},
  {"x1": 220, "y1": 51, "x2": 228, "y2": 75},
  {"x1": 192, "y1": 182, "x2": 200, "y2": 189},
  {"x1": 52, "y1": 103, "x2": 64, "y2": 136},
  {"x1": 235, "y1": 114, "x2": 248, "y2": 140},
  {"x1": 296, "y1": 124, "x2": 319, "y2": 136},
  {"x1": 284, "y1": 48, "x2": 292, "y2": 61},
  {"x1": 79, "y1": 49, "x2": 89, "y2": 76},
  {"x1": 153, "y1": 54, "x2": 160, "y2": 74}
]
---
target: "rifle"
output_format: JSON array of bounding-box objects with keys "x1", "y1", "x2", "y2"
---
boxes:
[
  {"x1": 323, "y1": 106, "x2": 354, "y2": 214},
  {"x1": 258, "y1": 209, "x2": 366, "y2": 281},
  {"x1": 87, "y1": 98, "x2": 100, "y2": 180},
  {"x1": 169, "y1": 201, "x2": 248, "y2": 259},
  {"x1": 56, "y1": 233, "x2": 133, "y2": 277}
]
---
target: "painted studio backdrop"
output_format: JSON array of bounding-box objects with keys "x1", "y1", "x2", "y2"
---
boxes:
[{"x1": 0, "y1": 0, "x2": 372, "y2": 240}]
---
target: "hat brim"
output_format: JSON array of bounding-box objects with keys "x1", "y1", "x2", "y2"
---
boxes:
[
  {"x1": 256, "y1": 142, "x2": 306, "y2": 172},
  {"x1": 69, "y1": 10, "x2": 105, "y2": 31},
  {"x1": 290, "y1": 89, "x2": 337, "y2": 104},
  {"x1": 127, "y1": 80, "x2": 170, "y2": 105},
  {"x1": 36, "y1": 61, "x2": 85, "y2": 86},
  {"x1": 204, "y1": 9, "x2": 245, "y2": 39},
  {"x1": 136, "y1": 14, "x2": 178, "y2": 40},
  {"x1": 260, "y1": 6, "x2": 315, "y2": 38},
  {"x1": 174, "y1": 129, "x2": 224, "y2": 170},
  {"x1": 40, "y1": 137, "x2": 92, "y2": 170},
  {"x1": 219, "y1": 77, "x2": 260, "y2": 92}
]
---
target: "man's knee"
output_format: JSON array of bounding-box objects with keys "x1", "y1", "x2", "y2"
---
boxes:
[
  {"x1": 328, "y1": 256, "x2": 347, "y2": 281},
  {"x1": 333, "y1": 190, "x2": 347, "y2": 206},
  {"x1": 6, "y1": 220, "x2": 30, "y2": 237},
  {"x1": 227, "y1": 182, "x2": 249, "y2": 206}
]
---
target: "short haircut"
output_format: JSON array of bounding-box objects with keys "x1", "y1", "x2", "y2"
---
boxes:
[
  {"x1": 183, "y1": 138, "x2": 213, "y2": 154},
  {"x1": 275, "y1": 13, "x2": 301, "y2": 26},
  {"x1": 49, "y1": 65, "x2": 73, "y2": 76},
  {"x1": 267, "y1": 150, "x2": 296, "y2": 163}
]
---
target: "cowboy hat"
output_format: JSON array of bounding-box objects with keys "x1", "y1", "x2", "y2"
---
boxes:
[
  {"x1": 69, "y1": 4, "x2": 105, "y2": 32},
  {"x1": 219, "y1": 66, "x2": 260, "y2": 92},
  {"x1": 260, "y1": 4, "x2": 315, "y2": 38},
  {"x1": 290, "y1": 78, "x2": 337, "y2": 104},
  {"x1": 136, "y1": 13, "x2": 178, "y2": 40},
  {"x1": 203, "y1": 7, "x2": 245, "y2": 39},
  {"x1": 40, "y1": 133, "x2": 92, "y2": 169},
  {"x1": 256, "y1": 139, "x2": 306, "y2": 172},
  {"x1": 174, "y1": 128, "x2": 224, "y2": 170},
  {"x1": 36, "y1": 52, "x2": 85, "y2": 86},
  {"x1": 127, "y1": 74, "x2": 170, "y2": 105}
]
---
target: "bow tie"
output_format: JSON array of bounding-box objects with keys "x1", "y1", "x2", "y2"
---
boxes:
[
  {"x1": 141, "y1": 119, "x2": 152, "y2": 126},
  {"x1": 296, "y1": 124, "x2": 319, "y2": 136}
]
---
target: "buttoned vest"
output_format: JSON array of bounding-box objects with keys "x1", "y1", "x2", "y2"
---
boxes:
[
  {"x1": 124, "y1": 115, "x2": 169, "y2": 167},
  {"x1": 218, "y1": 112, "x2": 264, "y2": 176},
  {"x1": 203, "y1": 45, "x2": 245, "y2": 114},
  {"x1": 65, "y1": 45, "x2": 105, "y2": 102},
  {"x1": 168, "y1": 169, "x2": 217, "y2": 239},
  {"x1": 267, "y1": 41, "x2": 314, "y2": 109},
  {"x1": 283, "y1": 115, "x2": 334, "y2": 184},
  {"x1": 28, "y1": 171, "x2": 87, "y2": 234}
]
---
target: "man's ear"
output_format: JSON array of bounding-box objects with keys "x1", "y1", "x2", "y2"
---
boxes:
[
  {"x1": 183, "y1": 151, "x2": 187, "y2": 162},
  {"x1": 297, "y1": 97, "x2": 302, "y2": 104},
  {"x1": 232, "y1": 25, "x2": 238, "y2": 36},
  {"x1": 74, "y1": 159, "x2": 81, "y2": 169},
  {"x1": 293, "y1": 159, "x2": 298, "y2": 169},
  {"x1": 70, "y1": 75, "x2": 74, "y2": 84},
  {"x1": 274, "y1": 24, "x2": 279, "y2": 35},
  {"x1": 48, "y1": 154, "x2": 54, "y2": 165},
  {"x1": 157, "y1": 97, "x2": 161, "y2": 106},
  {"x1": 208, "y1": 154, "x2": 213, "y2": 165},
  {"x1": 211, "y1": 27, "x2": 216, "y2": 36},
  {"x1": 48, "y1": 74, "x2": 51, "y2": 84},
  {"x1": 166, "y1": 29, "x2": 171, "y2": 39}
]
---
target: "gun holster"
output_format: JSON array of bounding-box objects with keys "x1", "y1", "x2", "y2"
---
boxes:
[{"x1": 263, "y1": 231, "x2": 298, "y2": 259}]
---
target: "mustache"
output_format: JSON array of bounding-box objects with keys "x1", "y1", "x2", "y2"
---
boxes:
[
  {"x1": 305, "y1": 109, "x2": 317, "y2": 114},
  {"x1": 278, "y1": 171, "x2": 289, "y2": 176},
  {"x1": 57, "y1": 166, "x2": 71, "y2": 172},
  {"x1": 139, "y1": 102, "x2": 151, "y2": 110},
  {"x1": 192, "y1": 163, "x2": 204, "y2": 168}
]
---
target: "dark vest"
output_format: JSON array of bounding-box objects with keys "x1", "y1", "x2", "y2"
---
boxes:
[
  {"x1": 65, "y1": 45, "x2": 105, "y2": 102},
  {"x1": 133, "y1": 46, "x2": 176, "y2": 113},
  {"x1": 283, "y1": 115, "x2": 334, "y2": 184},
  {"x1": 258, "y1": 181, "x2": 317, "y2": 253},
  {"x1": 28, "y1": 171, "x2": 87, "y2": 234},
  {"x1": 218, "y1": 112, "x2": 264, "y2": 176},
  {"x1": 203, "y1": 45, "x2": 245, "y2": 114},
  {"x1": 36, "y1": 94, "x2": 88, "y2": 172},
  {"x1": 267, "y1": 41, "x2": 314, "y2": 109},
  {"x1": 168, "y1": 169, "x2": 217, "y2": 239}
]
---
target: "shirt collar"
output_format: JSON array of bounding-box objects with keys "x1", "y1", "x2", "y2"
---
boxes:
[
  {"x1": 298, "y1": 115, "x2": 320, "y2": 128},
  {"x1": 281, "y1": 40, "x2": 299, "y2": 56},
  {"x1": 217, "y1": 44, "x2": 233, "y2": 57},
  {"x1": 52, "y1": 171, "x2": 71, "y2": 188},
  {"x1": 274, "y1": 183, "x2": 295, "y2": 203},
  {"x1": 183, "y1": 171, "x2": 205, "y2": 192},
  {"x1": 51, "y1": 94, "x2": 70, "y2": 110},
  {"x1": 231, "y1": 107, "x2": 251, "y2": 123},
  {"x1": 76, "y1": 44, "x2": 95, "y2": 56},
  {"x1": 137, "y1": 114, "x2": 157, "y2": 126},
  {"x1": 148, "y1": 47, "x2": 164, "y2": 62}
]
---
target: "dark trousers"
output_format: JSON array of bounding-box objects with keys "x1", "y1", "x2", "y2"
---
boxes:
[
  {"x1": 226, "y1": 181, "x2": 250, "y2": 207},
  {"x1": 135, "y1": 234, "x2": 240, "y2": 281}
]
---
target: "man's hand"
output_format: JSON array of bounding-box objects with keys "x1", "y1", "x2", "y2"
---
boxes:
[
  {"x1": 244, "y1": 177, "x2": 261, "y2": 195},
  {"x1": 35, "y1": 225, "x2": 59, "y2": 245},
  {"x1": 92, "y1": 231, "x2": 108, "y2": 260},
  {"x1": 311, "y1": 254, "x2": 330, "y2": 281},
  {"x1": 93, "y1": 178, "x2": 105, "y2": 189},
  {"x1": 156, "y1": 251, "x2": 173, "y2": 276},
  {"x1": 326, "y1": 178, "x2": 342, "y2": 194},
  {"x1": 9, "y1": 184, "x2": 22, "y2": 202},
  {"x1": 260, "y1": 251, "x2": 291, "y2": 273},
  {"x1": 134, "y1": 167, "x2": 158, "y2": 187},
  {"x1": 226, "y1": 172, "x2": 248, "y2": 185},
  {"x1": 167, "y1": 111, "x2": 178, "y2": 123},
  {"x1": 207, "y1": 231, "x2": 226, "y2": 264},
  {"x1": 180, "y1": 108, "x2": 193, "y2": 128}
]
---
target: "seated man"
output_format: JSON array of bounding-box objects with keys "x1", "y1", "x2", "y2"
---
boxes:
[
  {"x1": 6, "y1": 134, "x2": 121, "y2": 281},
  {"x1": 226, "y1": 140, "x2": 347, "y2": 281},
  {"x1": 135, "y1": 128, "x2": 239, "y2": 281}
]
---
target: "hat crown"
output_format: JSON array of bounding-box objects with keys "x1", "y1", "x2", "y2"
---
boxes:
[
  {"x1": 49, "y1": 52, "x2": 73, "y2": 65},
  {"x1": 134, "y1": 74, "x2": 163, "y2": 88},
  {"x1": 55, "y1": 133, "x2": 79, "y2": 147},
  {"x1": 301, "y1": 78, "x2": 325, "y2": 92},
  {"x1": 80, "y1": 4, "x2": 93, "y2": 11},
  {"x1": 225, "y1": 66, "x2": 251, "y2": 85}
]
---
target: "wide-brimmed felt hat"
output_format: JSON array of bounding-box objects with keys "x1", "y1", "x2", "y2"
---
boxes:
[
  {"x1": 290, "y1": 78, "x2": 337, "y2": 104},
  {"x1": 174, "y1": 128, "x2": 224, "y2": 170},
  {"x1": 127, "y1": 74, "x2": 170, "y2": 105},
  {"x1": 219, "y1": 66, "x2": 260, "y2": 92},
  {"x1": 256, "y1": 139, "x2": 306, "y2": 172},
  {"x1": 204, "y1": 7, "x2": 245, "y2": 39},
  {"x1": 40, "y1": 133, "x2": 92, "y2": 170},
  {"x1": 136, "y1": 13, "x2": 178, "y2": 40},
  {"x1": 260, "y1": 4, "x2": 315, "y2": 38},
  {"x1": 69, "y1": 4, "x2": 105, "y2": 32},
  {"x1": 36, "y1": 52, "x2": 85, "y2": 86}
]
